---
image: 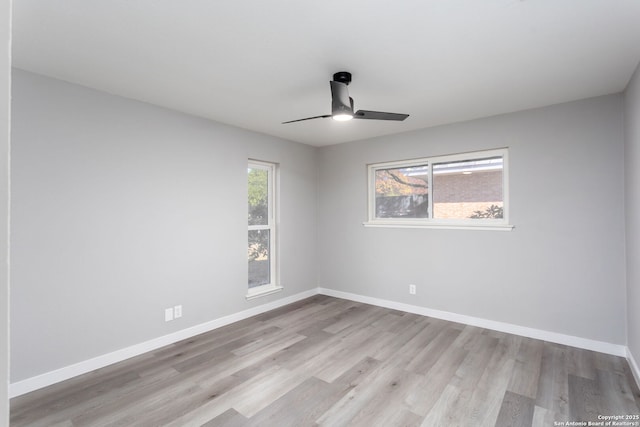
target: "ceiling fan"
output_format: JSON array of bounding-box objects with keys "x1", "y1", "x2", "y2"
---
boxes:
[{"x1": 282, "y1": 71, "x2": 409, "y2": 124}]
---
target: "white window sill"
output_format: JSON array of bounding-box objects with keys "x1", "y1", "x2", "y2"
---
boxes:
[
  {"x1": 363, "y1": 221, "x2": 515, "y2": 231},
  {"x1": 246, "y1": 284, "x2": 283, "y2": 300}
]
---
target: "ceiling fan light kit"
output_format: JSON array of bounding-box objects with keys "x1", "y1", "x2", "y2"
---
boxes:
[
  {"x1": 332, "y1": 114, "x2": 353, "y2": 122},
  {"x1": 282, "y1": 71, "x2": 409, "y2": 124}
]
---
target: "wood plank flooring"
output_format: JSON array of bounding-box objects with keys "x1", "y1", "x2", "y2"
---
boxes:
[{"x1": 10, "y1": 295, "x2": 640, "y2": 426}]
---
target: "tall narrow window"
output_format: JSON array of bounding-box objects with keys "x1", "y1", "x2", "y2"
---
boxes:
[{"x1": 247, "y1": 160, "x2": 280, "y2": 298}]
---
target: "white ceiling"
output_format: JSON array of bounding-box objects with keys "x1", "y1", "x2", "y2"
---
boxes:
[{"x1": 11, "y1": 0, "x2": 640, "y2": 147}]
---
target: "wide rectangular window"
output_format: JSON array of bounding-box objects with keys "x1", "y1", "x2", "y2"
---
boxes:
[
  {"x1": 366, "y1": 149, "x2": 512, "y2": 230},
  {"x1": 247, "y1": 160, "x2": 281, "y2": 299}
]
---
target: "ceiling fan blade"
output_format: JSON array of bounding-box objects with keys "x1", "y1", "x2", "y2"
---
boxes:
[
  {"x1": 330, "y1": 81, "x2": 354, "y2": 116},
  {"x1": 353, "y1": 110, "x2": 409, "y2": 121},
  {"x1": 282, "y1": 115, "x2": 331, "y2": 124}
]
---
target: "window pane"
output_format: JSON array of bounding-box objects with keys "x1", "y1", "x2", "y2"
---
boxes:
[
  {"x1": 375, "y1": 165, "x2": 429, "y2": 218},
  {"x1": 432, "y1": 157, "x2": 503, "y2": 219},
  {"x1": 248, "y1": 229, "x2": 270, "y2": 288},
  {"x1": 248, "y1": 167, "x2": 268, "y2": 226}
]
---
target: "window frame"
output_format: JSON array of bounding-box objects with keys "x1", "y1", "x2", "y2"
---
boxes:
[
  {"x1": 247, "y1": 159, "x2": 282, "y2": 300},
  {"x1": 364, "y1": 148, "x2": 513, "y2": 231}
]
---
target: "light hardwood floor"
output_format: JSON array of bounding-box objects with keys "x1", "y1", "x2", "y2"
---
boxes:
[{"x1": 10, "y1": 295, "x2": 640, "y2": 426}]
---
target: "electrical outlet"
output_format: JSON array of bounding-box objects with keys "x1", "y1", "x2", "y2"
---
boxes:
[
  {"x1": 409, "y1": 284, "x2": 416, "y2": 295},
  {"x1": 164, "y1": 307, "x2": 174, "y2": 322},
  {"x1": 174, "y1": 305, "x2": 182, "y2": 319}
]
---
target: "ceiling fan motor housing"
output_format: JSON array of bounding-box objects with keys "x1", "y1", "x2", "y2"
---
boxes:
[{"x1": 330, "y1": 80, "x2": 354, "y2": 117}]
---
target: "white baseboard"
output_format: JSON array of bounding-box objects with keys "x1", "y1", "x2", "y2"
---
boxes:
[
  {"x1": 318, "y1": 287, "x2": 628, "y2": 358},
  {"x1": 9, "y1": 288, "x2": 318, "y2": 398},
  {"x1": 627, "y1": 347, "x2": 640, "y2": 389}
]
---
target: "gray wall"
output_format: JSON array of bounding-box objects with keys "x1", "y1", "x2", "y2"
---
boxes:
[
  {"x1": 9, "y1": 67, "x2": 634, "y2": 387},
  {"x1": 10, "y1": 70, "x2": 318, "y2": 382},
  {"x1": 318, "y1": 94, "x2": 626, "y2": 345},
  {"x1": 625, "y1": 61, "x2": 640, "y2": 365},
  {"x1": 1, "y1": 0, "x2": 10, "y2": 422}
]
